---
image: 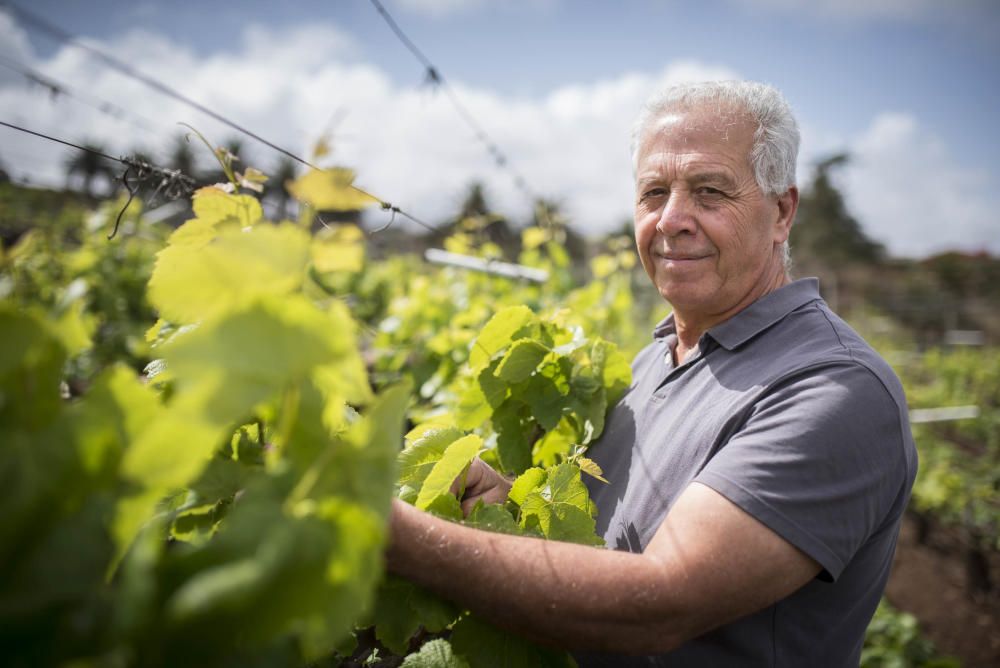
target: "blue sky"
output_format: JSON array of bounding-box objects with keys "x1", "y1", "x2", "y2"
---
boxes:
[{"x1": 2, "y1": 0, "x2": 999, "y2": 257}]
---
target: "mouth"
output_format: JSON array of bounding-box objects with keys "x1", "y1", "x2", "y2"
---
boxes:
[{"x1": 656, "y1": 252, "x2": 711, "y2": 262}]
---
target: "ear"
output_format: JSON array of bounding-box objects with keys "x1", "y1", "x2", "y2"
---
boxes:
[{"x1": 773, "y1": 186, "x2": 799, "y2": 244}]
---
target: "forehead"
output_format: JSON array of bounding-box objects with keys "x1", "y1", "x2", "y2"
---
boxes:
[{"x1": 636, "y1": 105, "x2": 756, "y2": 174}]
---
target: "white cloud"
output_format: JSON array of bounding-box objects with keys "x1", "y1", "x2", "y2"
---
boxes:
[
  {"x1": 395, "y1": 0, "x2": 489, "y2": 16},
  {"x1": 728, "y1": 0, "x2": 996, "y2": 23},
  {"x1": 0, "y1": 13, "x2": 34, "y2": 86},
  {"x1": 826, "y1": 112, "x2": 1000, "y2": 258},
  {"x1": 0, "y1": 20, "x2": 733, "y2": 231},
  {"x1": 1, "y1": 19, "x2": 995, "y2": 258},
  {"x1": 394, "y1": 0, "x2": 557, "y2": 18}
]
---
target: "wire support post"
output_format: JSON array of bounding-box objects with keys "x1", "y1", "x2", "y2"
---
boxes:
[{"x1": 424, "y1": 248, "x2": 549, "y2": 283}]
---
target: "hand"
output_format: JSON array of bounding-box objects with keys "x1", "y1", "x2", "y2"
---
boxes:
[{"x1": 450, "y1": 458, "x2": 512, "y2": 517}]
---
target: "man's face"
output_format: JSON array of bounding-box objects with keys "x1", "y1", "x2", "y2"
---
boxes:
[{"x1": 633, "y1": 106, "x2": 795, "y2": 326}]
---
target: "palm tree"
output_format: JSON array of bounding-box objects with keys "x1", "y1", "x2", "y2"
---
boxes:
[
  {"x1": 166, "y1": 134, "x2": 197, "y2": 180},
  {"x1": 64, "y1": 142, "x2": 116, "y2": 197},
  {"x1": 265, "y1": 156, "x2": 299, "y2": 220}
]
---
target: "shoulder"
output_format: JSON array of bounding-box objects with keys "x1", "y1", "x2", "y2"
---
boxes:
[{"x1": 744, "y1": 298, "x2": 907, "y2": 406}]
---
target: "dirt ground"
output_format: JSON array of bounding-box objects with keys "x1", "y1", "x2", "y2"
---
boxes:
[{"x1": 886, "y1": 514, "x2": 1000, "y2": 668}]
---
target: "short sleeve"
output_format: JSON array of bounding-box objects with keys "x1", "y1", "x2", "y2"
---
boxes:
[{"x1": 694, "y1": 362, "x2": 909, "y2": 581}]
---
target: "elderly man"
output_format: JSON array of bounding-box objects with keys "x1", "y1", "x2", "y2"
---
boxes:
[{"x1": 387, "y1": 80, "x2": 917, "y2": 666}]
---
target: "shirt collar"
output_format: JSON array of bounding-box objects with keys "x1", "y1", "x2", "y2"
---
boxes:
[{"x1": 651, "y1": 278, "x2": 822, "y2": 351}]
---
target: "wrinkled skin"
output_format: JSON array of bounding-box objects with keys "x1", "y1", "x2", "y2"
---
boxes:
[{"x1": 633, "y1": 107, "x2": 798, "y2": 360}]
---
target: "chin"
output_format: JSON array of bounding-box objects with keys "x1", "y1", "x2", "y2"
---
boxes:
[{"x1": 659, "y1": 285, "x2": 716, "y2": 311}]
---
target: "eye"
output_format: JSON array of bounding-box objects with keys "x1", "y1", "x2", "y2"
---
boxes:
[
  {"x1": 640, "y1": 187, "x2": 666, "y2": 200},
  {"x1": 696, "y1": 186, "x2": 723, "y2": 196}
]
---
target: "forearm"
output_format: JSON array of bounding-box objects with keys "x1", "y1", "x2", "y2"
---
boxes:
[{"x1": 386, "y1": 500, "x2": 693, "y2": 653}]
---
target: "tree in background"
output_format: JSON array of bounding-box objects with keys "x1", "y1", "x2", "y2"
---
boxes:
[
  {"x1": 265, "y1": 156, "x2": 299, "y2": 221},
  {"x1": 166, "y1": 134, "x2": 197, "y2": 179},
  {"x1": 789, "y1": 153, "x2": 885, "y2": 315},
  {"x1": 790, "y1": 153, "x2": 885, "y2": 269},
  {"x1": 63, "y1": 142, "x2": 116, "y2": 198},
  {"x1": 791, "y1": 153, "x2": 1000, "y2": 343},
  {"x1": 421, "y1": 181, "x2": 518, "y2": 257},
  {"x1": 534, "y1": 196, "x2": 588, "y2": 266}
]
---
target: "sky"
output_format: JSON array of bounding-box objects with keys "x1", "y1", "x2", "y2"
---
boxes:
[{"x1": 1, "y1": 0, "x2": 998, "y2": 258}]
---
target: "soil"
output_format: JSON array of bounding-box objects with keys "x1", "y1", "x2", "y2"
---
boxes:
[{"x1": 886, "y1": 513, "x2": 1000, "y2": 668}]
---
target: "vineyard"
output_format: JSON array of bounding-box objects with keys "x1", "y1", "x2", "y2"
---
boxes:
[{"x1": 2, "y1": 157, "x2": 995, "y2": 666}]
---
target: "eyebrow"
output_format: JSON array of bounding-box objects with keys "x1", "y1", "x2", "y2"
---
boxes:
[
  {"x1": 636, "y1": 170, "x2": 738, "y2": 189},
  {"x1": 689, "y1": 171, "x2": 737, "y2": 188}
]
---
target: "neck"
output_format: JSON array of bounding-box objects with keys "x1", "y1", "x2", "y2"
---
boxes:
[{"x1": 672, "y1": 268, "x2": 790, "y2": 364}]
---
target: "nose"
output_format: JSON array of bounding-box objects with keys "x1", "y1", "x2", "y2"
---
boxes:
[{"x1": 656, "y1": 190, "x2": 698, "y2": 238}]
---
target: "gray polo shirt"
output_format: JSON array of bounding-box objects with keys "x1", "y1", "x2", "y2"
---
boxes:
[{"x1": 575, "y1": 278, "x2": 918, "y2": 668}]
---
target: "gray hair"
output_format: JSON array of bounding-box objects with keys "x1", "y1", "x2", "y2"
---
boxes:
[{"x1": 630, "y1": 80, "x2": 799, "y2": 272}]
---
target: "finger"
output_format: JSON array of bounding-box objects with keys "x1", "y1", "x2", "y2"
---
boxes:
[{"x1": 449, "y1": 461, "x2": 474, "y2": 497}]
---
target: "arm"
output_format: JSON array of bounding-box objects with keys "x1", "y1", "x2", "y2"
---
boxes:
[{"x1": 386, "y1": 480, "x2": 820, "y2": 654}]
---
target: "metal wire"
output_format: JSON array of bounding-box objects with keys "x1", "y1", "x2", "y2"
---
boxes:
[
  {"x1": 1, "y1": 119, "x2": 198, "y2": 238},
  {"x1": 0, "y1": 1, "x2": 439, "y2": 234},
  {"x1": 0, "y1": 53, "x2": 160, "y2": 134},
  {"x1": 366, "y1": 0, "x2": 541, "y2": 208}
]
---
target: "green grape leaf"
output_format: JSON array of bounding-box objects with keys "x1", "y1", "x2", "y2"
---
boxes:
[
  {"x1": 451, "y1": 614, "x2": 576, "y2": 668},
  {"x1": 149, "y1": 222, "x2": 310, "y2": 324},
  {"x1": 112, "y1": 488, "x2": 172, "y2": 568},
  {"x1": 286, "y1": 167, "x2": 379, "y2": 211},
  {"x1": 492, "y1": 400, "x2": 533, "y2": 475},
  {"x1": 469, "y1": 305, "x2": 536, "y2": 372},
  {"x1": 0, "y1": 306, "x2": 65, "y2": 429},
  {"x1": 454, "y1": 378, "x2": 492, "y2": 430},
  {"x1": 532, "y1": 417, "x2": 578, "y2": 468},
  {"x1": 162, "y1": 295, "x2": 354, "y2": 429},
  {"x1": 236, "y1": 167, "x2": 268, "y2": 193},
  {"x1": 191, "y1": 187, "x2": 263, "y2": 228},
  {"x1": 372, "y1": 576, "x2": 461, "y2": 655},
  {"x1": 464, "y1": 501, "x2": 521, "y2": 535},
  {"x1": 162, "y1": 481, "x2": 385, "y2": 658},
  {"x1": 401, "y1": 639, "x2": 470, "y2": 668},
  {"x1": 311, "y1": 224, "x2": 365, "y2": 273},
  {"x1": 569, "y1": 368, "x2": 602, "y2": 398},
  {"x1": 519, "y1": 463, "x2": 603, "y2": 546},
  {"x1": 165, "y1": 521, "x2": 295, "y2": 625},
  {"x1": 521, "y1": 362, "x2": 572, "y2": 432},
  {"x1": 112, "y1": 516, "x2": 166, "y2": 641},
  {"x1": 594, "y1": 339, "x2": 631, "y2": 406},
  {"x1": 398, "y1": 425, "x2": 465, "y2": 490},
  {"x1": 119, "y1": 413, "x2": 221, "y2": 491},
  {"x1": 312, "y1": 499, "x2": 387, "y2": 641},
  {"x1": 189, "y1": 455, "x2": 250, "y2": 503},
  {"x1": 298, "y1": 383, "x2": 411, "y2": 520},
  {"x1": 371, "y1": 578, "x2": 423, "y2": 655},
  {"x1": 478, "y1": 361, "x2": 509, "y2": 408},
  {"x1": 508, "y1": 467, "x2": 546, "y2": 506},
  {"x1": 0, "y1": 495, "x2": 114, "y2": 642},
  {"x1": 53, "y1": 298, "x2": 95, "y2": 356},
  {"x1": 591, "y1": 254, "x2": 616, "y2": 279},
  {"x1": 494, "y1": 338, "x2": 551, "y2": 383},
  {"x1": 67, "y1": 363, "x2": 162, "y2": 478},
  {"x1": 313, "y1": 301, "x2": 373, "y2": 407},
  {"x1": 522, "y1": 226, "x2": 547, "y2": 251},
  {"x1": 566, "y1": 386, "x2": 606, "y2": 446},
  {"x1": 415, "y1": 435, "x2": 482, "y2": 511},
  {"x1": 577, "y1": 457, "x2": 608, "y2": 484},
  {"x1": 423, "y1": 492, "x2": 464, "y2": 521}
]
